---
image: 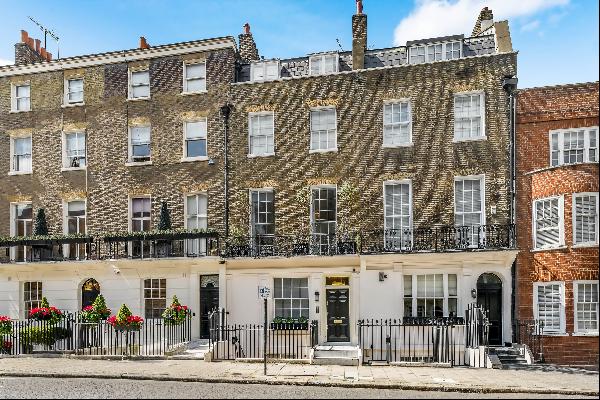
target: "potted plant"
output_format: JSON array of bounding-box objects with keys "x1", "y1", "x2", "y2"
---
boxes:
[
  {"x1": 80, "y1": 295, "x2": 111, "y2": 323},
  {"x1": 271, "y1": 316, "x2": 309, "y2": 330},
  {"x1": 162, "y1": 295, "x2": 189, "y2": 326},
  {"x1": 0, "y1": 316, "x2": 11, "y2": 336},
  {"x1": 1, "y1": 340, "x2": 11, "y2": 354},
  {"x1": 28, "y1": 297, "x2": 63, "y2": 325},
  {"x1": 107, "y1": 304, "x2": 143, "y2": 331}
]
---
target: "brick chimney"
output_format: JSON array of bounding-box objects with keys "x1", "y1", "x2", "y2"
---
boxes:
[
  {"x1": 472, "y1": 7, "x2": 494, "y2": 36},
  {"x1": 352, "y1": 0, "x2": 367, "y2": 70},
  {"x1": 139, "y1": 36, "x2": 150, "y2": 49},
  {"x1": 238, "y1": 23, "x2": 259, "y2": 62},
  {"x1": 15, "y1": 30, "x2": 50, "y2": 65}
]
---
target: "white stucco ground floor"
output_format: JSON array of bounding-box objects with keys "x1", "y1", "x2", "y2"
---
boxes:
[{"x1": 0, "y1": 250, "x2": 518, "y2": 346}]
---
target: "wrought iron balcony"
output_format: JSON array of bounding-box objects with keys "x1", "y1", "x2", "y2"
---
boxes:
[
  {"x1": 360, "y1": 224, "x2": 515, "y2": 254},
  {"x1": 222, "y1": 234, "x2": 359, "y2": 258},
  {"x1": 0, "y1": 231, "x2": 220, "y2": 263}
]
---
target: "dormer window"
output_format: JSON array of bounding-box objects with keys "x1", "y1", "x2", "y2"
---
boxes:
[
  {"x1": 309, "y1": 53, "x2": 338, "y2": 75},
  {"x1": 410, "y1": 41, "x2": 462, "y2": 64},
  {"x1": 251, "y1": 60, "x2": 279, "y2": 82}
]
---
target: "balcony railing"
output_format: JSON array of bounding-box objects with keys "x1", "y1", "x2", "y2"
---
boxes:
[
  {"x1": 360, "y1": 224, "x2": 515, "y2": 254},
  {"x1": 0, "y1": 225, "x2": 515, "y2": 263},
  {"x1": 0, "y1": 231, "x2": 219, "y2": 263},
  {"x1": 222, "y1": 234, "x2": 359, "y2": 258}
]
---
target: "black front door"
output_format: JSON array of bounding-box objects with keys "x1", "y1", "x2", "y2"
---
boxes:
[
  {"x1": 326, "y1": 288, "x2": 350, "y2": 342},
  {"x1": 81, "y1": 278, "x2": 100, "y2": 309},
  {"x1": 477, "y1": 273, "x2": 503, "y2": 346},
  {"x1": 200, "y1": 275, "x2": 220, "y2": 340}
]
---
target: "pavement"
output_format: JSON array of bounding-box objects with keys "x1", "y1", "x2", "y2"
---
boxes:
[{"x1": 0, "y1": 357, "x2": 597, "y2": 396}]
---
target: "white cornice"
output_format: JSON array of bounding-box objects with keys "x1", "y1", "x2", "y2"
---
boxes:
[{"x1": 0, "y1": 37, "x2": 236, "y2": 78}]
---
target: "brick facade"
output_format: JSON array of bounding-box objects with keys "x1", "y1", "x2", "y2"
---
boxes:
[{"x1": 516, "y1": 82, "x2": 599, "y2": 366}]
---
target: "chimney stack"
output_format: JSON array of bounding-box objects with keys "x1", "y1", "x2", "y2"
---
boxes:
[
  {"x1": 472, "y1": 7, "x2": 494, "y2": 36},
  {"x1": 352, "y1": 0, "x2": 367, "y2": 70},
  {"x1": 238, "y1": 23, "x2": 260, "y2": 62},
  {"x1": 14, "y1": 29, "x2": 47, "y2": 65},
  {"x1": 139, "y1": 36, "x2": 150, "y2": 49}
]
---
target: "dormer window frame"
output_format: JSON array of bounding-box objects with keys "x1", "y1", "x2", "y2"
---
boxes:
[
  {"x1": 250, "y1": 60, "x2": 280, "y2": 82},
  {"x1": 308, "y1": 52, "x2": 339, "y2": 76},
  {"x1": 409, "y1": 40, "x2": 463, "y2": 64}
]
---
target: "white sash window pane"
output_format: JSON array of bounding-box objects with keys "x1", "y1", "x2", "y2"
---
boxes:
[
  {"x1": 455, "y1": 177, "x2": 483, "y2": 246},
  {"x1": 551, "y1": 132, "x2": 560, "y2": 166},
  {"x1": 185, "y1": 120, "x2": 207, "y2": 158},
  {"x1": 383, "y1": 101, "x2": 411, "y2": 146},
  {"x1": 185, "y1": 63, "x2": 206, "y2": 92},
  {"x1": 384, "y1": 182, "x2": 411, "y2": 250},
  {"x1": 130, "y1": 127, "x2": 151, "y2": 161},
  {"x1": 310, "y1": 57, "x2": 321, "y2": 75},
  {"x1": 15, "y1": 85, "x2": 31, "y2": 111},
  {"x1": 574, "y1": 194, "x2": 598, "y2": 245},
  {"x1": 589, "y1": 129, "x2": 598, "y2": 162},
  {"x1": 265, "y1": 62, "x2": 279, "y2": 80},
  {"x1": 13, "y1": 137, "x2": 32, "y2": 172},
  {"x1": 185, "y1": 194, "x2": 208, "y2": 255},
  {"x1": 131, "y1": 198, "x2": 151, "y2": 233},
  {"x1": 249, "y1": 113, "x2": 274, "y2": 156},
  {"x1": 274, "y1": 278, "x2": 309, "y2": 319},
  {"x1": 67, "y1": 79, "x2": 84, "y2": 103},
  {"x1": 65, "y1": 132, "x2": 86, "y2": 167},
  {"x1": 130, "y1": 71, "x2": 150, "y2": 98},
  {"x1": 410, "y1": 46, "x2": 425, "y2": 64},
  {"x1": 576, "y1": 282, "x2": 599, "y2": 333},
  {"x1": 311, "y1": 187, "x2": 336, "y2": 254},
  {"x1": 310, "y1": 108, "x2": 337, "y2": 151},
  {"x1": 323, "y1": 55, "x2": 337, "y2": 73},
  {"x1": 309, "y1": 54, "x2": 337, "y2": 76},
  {"x1": 454, "y1": 93, "x2": 484, "y2": 140},
  {"x1": 446, "y1": 42, "x2": 461, "y2": 59},
  {"x1": 427, "y1": 44, "x2": 442, "y2": 61},
  {"x1": 536, "y1": 283, "x2": 564, "y2": 333},
  {"x1": 415, "y1": 274, "x2": 445, "y2": 317},
  {"x1": 534, "y1": 198, "x2": 561, "y2": 248}
]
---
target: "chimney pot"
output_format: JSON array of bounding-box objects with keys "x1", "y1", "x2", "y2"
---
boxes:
[
  {"x1": 21, "y1": 30, "x2": 29, "y2": 43},
  {"x1": 40, "y1": 47, "x2": 47, "y2": 59},
  {"x1": 35, "y1": 39, "x2": 41, "y2": 53},
  {"x1": 46, "y1": 52, "x2": 52, "y2": 61},
  {"x1": 243, "y1": 23, "x2": 251, "y2": 35},
  {"x1": 139, "y1": 36, "x2": 150, "y2": 49},
  {"x1": 27, "y1": 37, "x2": 34, "y2": 49},
  {"x1": 356, "y1": 0, "x2": 363, "y2": 15}
]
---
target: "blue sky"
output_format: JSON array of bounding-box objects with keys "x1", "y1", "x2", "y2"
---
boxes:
[{"x1": 0, "y1": 0, "x2": 597, "y2": 88}]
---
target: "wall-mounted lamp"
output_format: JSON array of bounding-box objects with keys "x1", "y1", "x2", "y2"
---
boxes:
[
  {"x1": 379, "y1": 272, "x2": 388, "y2": 282},
  {"x1": 314, "y1": 291, "x2": 320, "y2": 302},
  {"x1": 471, "y1": 288, "x2": 477, "y2": 298}
]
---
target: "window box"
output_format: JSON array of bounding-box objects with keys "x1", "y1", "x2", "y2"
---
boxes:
[
  {"x1": 337, "y1": 240, "x2": 357, "y2": 254},
  {"x1": 270, "y1": 322, "x2": 309, "y2": 330},
  {"x1": 292, "y1": 242, "x2": 310, "y2": 256}
]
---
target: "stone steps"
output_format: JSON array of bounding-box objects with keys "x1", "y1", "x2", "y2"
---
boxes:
[{"x1": 312, "y1": 345, "x2": 360, "y2": 366}]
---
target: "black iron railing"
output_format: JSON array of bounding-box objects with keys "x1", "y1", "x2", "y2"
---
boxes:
[
  {"x1": 357, "y1": 304, "x2": 490, "y2": 368},
  {"x1": 1, "y1": 311, "x2": 192, "y2": 356},
  {"x1": 222, "y1": 234, "x2": 359, "y2": 258},
  {"x1": 208, "y1": 308, "x2": 318, "y2": 361},
  {"x1": 513, "y1": 319, "x2": 544, "y2": 363},
  {"x1": 360, "y1": 224, "x2": 515, "y2": 254}
]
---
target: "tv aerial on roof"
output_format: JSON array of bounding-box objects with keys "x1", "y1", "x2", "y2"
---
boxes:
[{"x1": 28, "y1": 16, "x2": 60, "y2": 59}]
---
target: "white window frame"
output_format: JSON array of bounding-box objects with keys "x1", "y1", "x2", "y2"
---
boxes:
[
  {"x1": 127, "y1": 125, "x2": 152, "y2": 165},
  {"x1": 9, "y1": 135, "x2": 32, "y2": 175},
  {"x1": 383, "y1": 99, "x2": 413, "y2": 147},
  {"x1": 128, "y1": 69, "x2": 150, "y2": 100},
  {"x1": 143, "y1": 278, "x2": 167, "y2": 319},
  {"x1": 532, "y1": 195, "x2": 565, "y2": 250},
  {"x1": 184, "y1": 192, "x2": 208, "y2": 256},
  {"x1": 129, "y1": 195, "x2": 152, "y2": 233},
  {"x1": 64, "y1": 77, "x2": 84, "y2": 105},
  {"x1": 572, "y1": 192, "x2": 599, "y2": 247},
  {"x1": 454, "y1": 175, "x2": 486, "y2": 247},
  {"x1": 10, "y1": 202, "x2": 33, "y2": 262},
  {"x1": 453, "y1": 90, "x2": 486, "y2": 142},
  {"x1": 309, "y1": 106, "x2": 337, "y2": 153},
  {"x1": 308, "y1": 53, "x2": 339, "y2": 76},
  {"x1": 383, "y1": 180, "x2": 413, "y2": 250},
  {"x1": 403, "y1": 273, "x2": 460, "y2": 318},
  {"x1": 533, "y1": 281, "x2": 566, "y2": 334},
  {"x1": 549, "y1": 127, "x2": 599, "y2": 167},
  {"x1": 62, "y1": 199, "x2": 87, "y2": 260},
  {"x1": 250, "y1": 188, "x2": 275, "y2": 239},
  {"x1": 11, "y1": 82, "x2": 31, "y2": 112},
  {"x1": 310, "y1": 185, "x2": 337, "y2": 253},
  {"x1": 248, "y1": 111, "x2": 275, "y2": 157},
  {"x1": 62, "y1": 131, "x2": 86, "y2": 170},
  {"x1": 573, "y1": 280, "x2": 599, "y2": 335},
  {"x1": 250, "y1": 60, "x2": 280, "y2": 82},
  {"x1": 182, "y1": 119, "x2": 208, "y2": 161},
  {"x1": 23, "y1": 281, "x2": 43, "y2": 318},
  {"x1": 273, "y1": 277, "x2": 310, "y2": 319},
  {"x1": 182, "y1": 61, "x2": 207, "y2": 94},
  {"x1": 409, "y1": 40, "x2": 462, "y2": 64}
]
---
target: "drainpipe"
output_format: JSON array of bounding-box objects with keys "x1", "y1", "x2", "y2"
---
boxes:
[
  {"x1": 221, "y1": 104, "x2": 233, "y2": 239},
  {"x1": 502, "y1": 75, "x2": 518, "y2": 342}
]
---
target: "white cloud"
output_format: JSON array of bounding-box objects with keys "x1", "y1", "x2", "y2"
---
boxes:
[
  {"x1": 521, "y1": 19, "x2": 541, "y2": 32},
  {"x1": 393, "y1": 0, "x2": 569, "y2": 45},
  {"x1": 0, "y1": 58, "x2": 12, "y2": 66}
]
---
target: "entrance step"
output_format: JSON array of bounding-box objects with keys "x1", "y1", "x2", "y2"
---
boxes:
[
  {"x1": 489, "y1": 346, "x2": 530, "y2": 369},
  {"x1": 312, "y1": 345, "x2": 360, "y2": 366},
  {"x1": 171, "y1": 339, "x2": 210, "y2": 360}
]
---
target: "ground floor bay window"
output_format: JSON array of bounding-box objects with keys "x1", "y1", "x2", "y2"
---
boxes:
[{"x1": 403, "y1": 273, "x2": 458, "y2": 318}]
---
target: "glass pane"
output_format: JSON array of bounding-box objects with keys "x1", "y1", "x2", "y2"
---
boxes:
[
  {"x1": 448, "y1": 274, "x2": 457, "y2": 296},
  {"x1": 185, "y1": 121, "x2": 207, "y2": 139},
  {"x1": 186, "y1": 139, "x2": 207, "y2": 158}
]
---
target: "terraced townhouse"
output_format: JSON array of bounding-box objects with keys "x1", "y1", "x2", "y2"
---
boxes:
[{"x1": 0, "y1": 2, "x2": 520, "y2": 358}]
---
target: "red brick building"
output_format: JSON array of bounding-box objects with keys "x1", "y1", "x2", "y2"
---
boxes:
[{"x1": 516, "y1": 82, "x2": 599, "y2": 366}]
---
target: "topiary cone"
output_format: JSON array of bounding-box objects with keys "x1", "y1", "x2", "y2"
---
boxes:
[
  {"x1": 116, "y1": 304, "x2": 132, "y2": 323},
  {"x1": 40, "y1": 297, "x2": 50, "y2": 308}
]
